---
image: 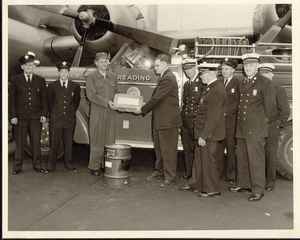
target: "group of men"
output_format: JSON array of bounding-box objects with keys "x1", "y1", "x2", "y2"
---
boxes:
[
  {"x1": 134, "y1": 52, "x2": 289, "y2": 202},
  {"x1": 9, "y1": 52, "x2": 81, "y2": 175},
  {"x1": 9, "y1": 50, "x2": 290, "y2": 202}
]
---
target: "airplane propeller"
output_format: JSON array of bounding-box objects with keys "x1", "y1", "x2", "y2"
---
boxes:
[
  {"x1": 255, "y1": 5, "x2": 291, "y2": 54},
  {"x1": 32, "y1": 5, "x2": 179, "y2": 67}
]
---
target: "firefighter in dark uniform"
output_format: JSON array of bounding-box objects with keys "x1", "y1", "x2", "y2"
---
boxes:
[
  {"x1": 229, "y1": 53, "x2": 277, "y2": 202},
  {"x1": 258, "y1": 63, "x2": 290, "y2": 191},
  {"x1": 9, "y1": 52, "x2": 48, "y2": 175},
  {"x1": 216, "y1": 58, "x2": 239, "y2": 184},
  {"x1": 179, "y1": 63, "x2": 226, "y2": 197},
  {"x1": 180, "y1": 58, "x2": 203, "y2": 179},
  {"x1": 44, "y1": 61, "x2": 81, "y2": 173}
]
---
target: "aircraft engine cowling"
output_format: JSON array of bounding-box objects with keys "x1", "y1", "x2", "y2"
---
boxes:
[
  {"x1": 253, "y1": 4, "x2": 291, "y2": 43},
  {"x1": 71, "y1": 5, "x2": 146, "y2": 55}
]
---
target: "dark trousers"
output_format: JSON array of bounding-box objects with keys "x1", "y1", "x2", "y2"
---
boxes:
[
  {"x1": 216, "y1": 127, "x2": 237, "y2": 180},
  {"x1": 189, "y1": 141, "x2": 219, "y2": 193},
  {"x1": 153, "y1": 126, "x2": 179, "y2": 182},
  {"x1": 266, "y1": 128, "x2": 279, "y2": 188},
  {"x1": 236, "y1": 138, "x2": 266, "y2": 195},
  {"x1": 47, "y1": 127, "x2": 75, "y2": 170},
  {"x1": 181, "y1": 116, "x2": 196, "y2": 176},
  {"x1": 13, "y1": 119, "x2": 42, "y2": 171}
]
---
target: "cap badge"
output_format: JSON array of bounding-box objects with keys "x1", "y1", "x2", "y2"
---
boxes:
[
  {"x1": 62, "y1": 61, "x2": 66, "y2": 65},
  {"x1": 253, "y1": 89, "x2": 257, "y2": 96},
  {"x1": 225, "y1": 57, "x2": 229, "y2": 61},
  {"x1": 25, "y1": 55, "x2": 29, "y2": 59}
]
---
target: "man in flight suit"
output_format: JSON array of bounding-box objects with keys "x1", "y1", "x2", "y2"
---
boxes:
[
  {"x1": 180, "y1": 58, "x2": 203, "y2": 179},
  {"x1": 179, "y1": 63, "x2": 226, "y2": 197},
  {"x1": 45, "y1": 61, "x2": 81, "y2": 173},
  {"x1": 9, "y1": 52, "x2": 47, "y2": 174},
  {"x1": 216, "y1": 58, "x2": 239, "y2": 184},
  {"x1": 258, "y1": 63, "x2": 290, "y2": 191},
  {"x1": 229, "y1": 53, "x2": 277, "y2": 202}
]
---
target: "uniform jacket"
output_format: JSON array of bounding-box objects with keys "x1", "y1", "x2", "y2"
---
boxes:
[
  {"x1": 9, "y1": 73, "x2": 48, "y2": 120},
  {"x1": 181, "y1": 76, "x2": 204, "y2": 119},
  {"x1": 47, "y1": 79, "x2": 81, "y2": 129},
  {"x1": 269, "y1": 83, "x2": 290, "y2": 129},
  {"x1": 194, "y1": 80, "x2": 226, "y2": 141},
  {"x1": 236, "y1": 72, "x2": 277, "y2": 139},
  {"x1": 141, "y1": 69, "x2": 182, "y2": 130},
  {"x1": 221, "y1": 76, "x2": 240, "y2": 129}
]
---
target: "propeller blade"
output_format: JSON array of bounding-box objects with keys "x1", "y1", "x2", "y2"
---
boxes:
[
  {"x1": 72, "y1": 28, "x2": 89, "y2": 67},
  {"x1": 32, "y1": 5, "x2": 79, "y2": 18},
  {"x1": 95, "y1": 18, "x2": 179, "y2": 54},
  {"x1": 255, "y1": 8, "x2": 291, "y2": 53}
]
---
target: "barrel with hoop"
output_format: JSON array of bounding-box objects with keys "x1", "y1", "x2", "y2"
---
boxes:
[{"x1": 104, "y1": 144, "x2": 132, "y2": 188}]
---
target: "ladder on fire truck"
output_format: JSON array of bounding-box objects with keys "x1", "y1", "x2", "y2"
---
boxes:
[{"x1": 194, "y1": 37, "x2": 292, "y2": 64}]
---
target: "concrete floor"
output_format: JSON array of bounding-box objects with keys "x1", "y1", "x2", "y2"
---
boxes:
[{"x1": 4, "y1": 141, "x2": 296, "y2": 238}]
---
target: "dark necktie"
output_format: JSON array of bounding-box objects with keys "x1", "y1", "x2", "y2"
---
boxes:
[
  {"x1": 27, "y1": 75, "x2": 31, "y2": 83},
  {"x1": 224, "y1": 79, "x2": 228, "y2": 86},
  {"x1": 62, "y1": 82, "x2": 66, "y2": 92}
]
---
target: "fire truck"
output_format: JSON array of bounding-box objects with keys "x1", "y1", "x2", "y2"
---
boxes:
[{"x1": 27, "y1": 35, "x2": 293, "y2": 181}]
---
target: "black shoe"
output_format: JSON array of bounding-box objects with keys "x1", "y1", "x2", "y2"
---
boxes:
[
  {"x1": 227, "y1": 179, "x2": 236, "y2": 185},
  {"x1": 229, "y1": 187, "x2": 252, "y2": 193},
  {"x1": 265, "y1": 186, "x2": 274, "y2": 191},
  {"x1": 198, "y1": 191, "x2": 221, "y2": 197},
  {"x1": 159, "y1": 180, "x2": 175, "y2": 188},
  {"x1": 12, "y1": 170, "x2": 21, "y2": 175},
  {"x1": 178, "y1": 185, "x2": 194, "y2": 191},
  {"x1": 146, "y1": 173, "x2": 164, "y2": 181},
  {"x1": 44, "y1": 169, "x2": 54, "y2": 174},
  {"x1": 33, "y1": 167, "x2": 45, "y2": 173},
  {"x1": 248, "y1": 194, "x2": 264, "y2": 202},
  {"x1": 180, "y1": 175, "x2": 191, "y2": 179},
  {"x1": 90, "y1": 170, "x2": 100, "y2": 176},
  {"x1": 67, "y1": 168, "x2": 78, "y2": 173}
]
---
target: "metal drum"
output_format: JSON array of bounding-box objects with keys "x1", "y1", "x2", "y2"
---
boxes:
[{"x1": 104, "y1": 144, "x2": 131, "y2": 188}]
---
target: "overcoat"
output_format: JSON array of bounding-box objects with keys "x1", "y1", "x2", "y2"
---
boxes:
[
  {"x1": 47, "y1": 80, "x2": 81, "y2": 129},
  {"x1": 235, "y1": 72, "x2": 277, "y2": 139},
  {"x1": 9, "y1": 73, "x2": 48, "y2": 120}
]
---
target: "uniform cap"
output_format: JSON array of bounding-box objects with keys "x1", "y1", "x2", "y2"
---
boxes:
[
  {"x1": 181, "y1": 58, "x2": 197, "y2": 69},
  {"x1": 199, "y1": 62, "x2": 219, "y2": 72},
  {"x1": 19, "y1": 52, "x2": 35, "y2": 64},
  {"x1": 56, "y1": 61, "x2": 71, "y2": 71},
  {"x1": 221, "y1": 58, "x2": 238, "y2": 69},
  {"x1": 95, "y1": 52, "x2": 110, "y2": 60},
  {"x1": 258, "y1": 63, "x2": 275, "y2": 73},
  {"x1": 242, "y1": 53, "x2": 260, "y2": 63}
]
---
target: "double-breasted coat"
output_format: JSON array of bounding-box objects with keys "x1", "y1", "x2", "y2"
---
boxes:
[
  {"x1": 266, "y1": 83, "x2": 290, "y2": 188},
  {"x1": 235, "y1": 72, "x2": 277, "y2": 195},
  {"x1": 46, "y1": 79, "x2": 81, "y2": 170},
  {"x1": 9, "y1": 73, "x2": 47, "y2": 170},
  {"x1": 216, "y1": 76, "x2": 239, "y2": 181},
  {"x1": 181, "y1": 76, "x2": 203, "y2": 176},
  {"x1": 141, "y1": 68, "x2": 182, "y2": 182},
  {"x1": 190, "y1": 80, "x2": 226, "y2": 193},
  {"x1": 86, "y1": 70, "x2": 119, "y2": 171}
]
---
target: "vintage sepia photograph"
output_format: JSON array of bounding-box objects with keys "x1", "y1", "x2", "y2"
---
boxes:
[{"x1": 2, "y1": 0, "x2": 299, "y2": 238}]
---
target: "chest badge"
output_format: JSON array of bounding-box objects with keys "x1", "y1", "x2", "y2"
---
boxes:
[
  {"x1": 231, "y1": 88, "x2": 235, "y2": 93},
  {"x1": 37, "y1": 88, "x2": 40, "y2": 92},
  {"x1": 200, "y1": 98, "x2": 204, "y2": 104},
  {"x1": 195, "y1": 87, "x2": 198, "y2": 92},
  {"x1": 253, "y1": 89, "x2": 257, "y2": 96},
  {"x1": 72, "y1": 92, "x2": 74, "y2": 97}
]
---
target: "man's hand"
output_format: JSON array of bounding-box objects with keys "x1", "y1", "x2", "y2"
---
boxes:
[
  {"x1": 198, "y1": 137, "x2": 206, "y2": 147},
  {"x1": 109, "y1": 101, "x2": 117, "y2": 110},
  {"x1": 11, "y1": 118, "x2": 18, "y2": 125},
  {"x1": 40, "y1": 116, "x2": 47, "y2": 123},
  {"x1": 133, "y1": 107, "x2": 142, "y2": 115}
]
